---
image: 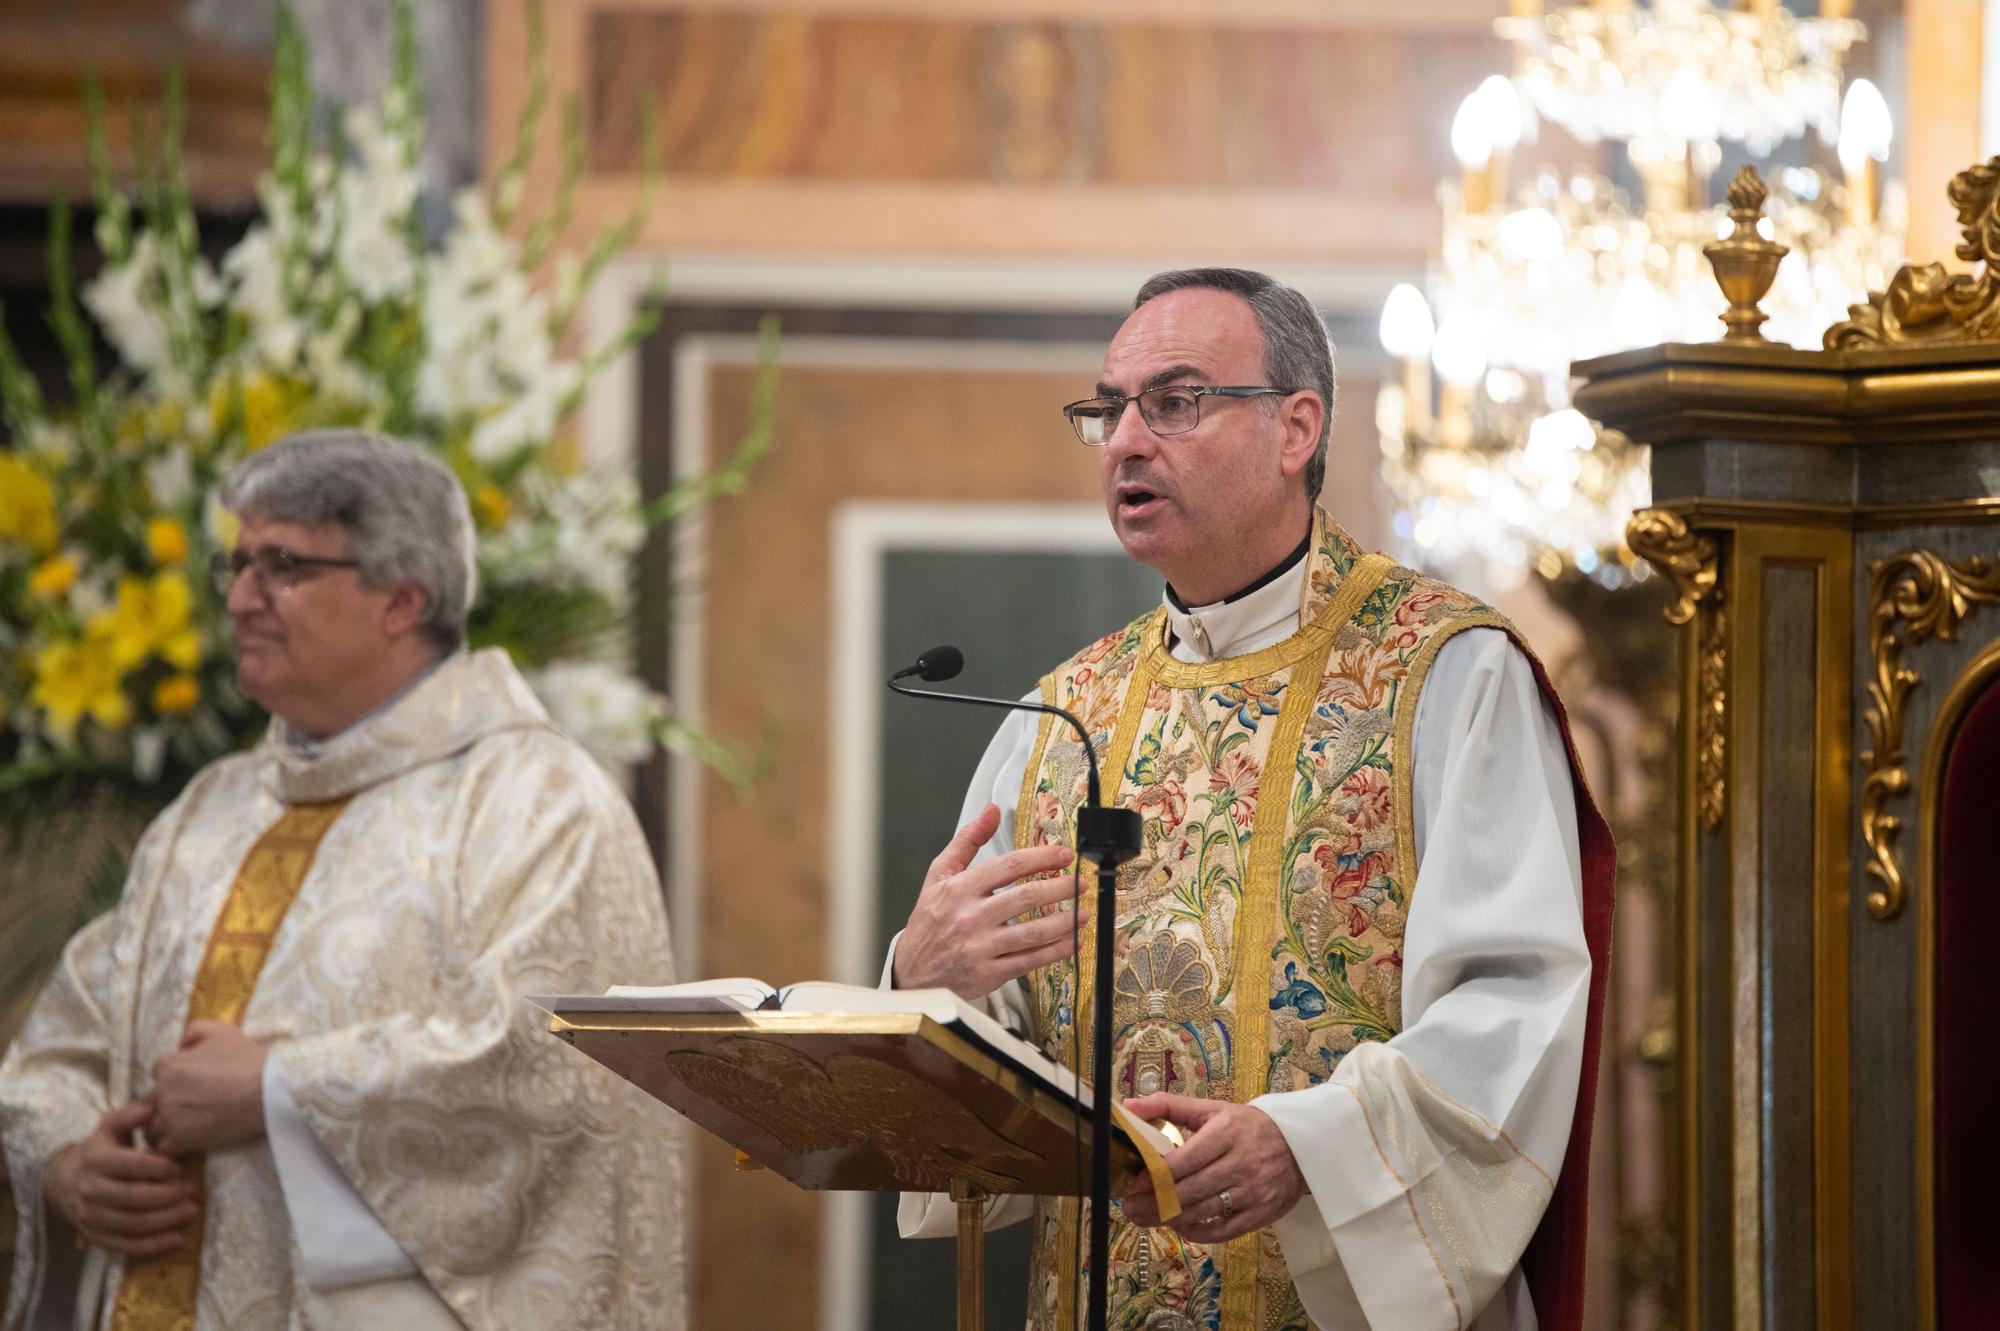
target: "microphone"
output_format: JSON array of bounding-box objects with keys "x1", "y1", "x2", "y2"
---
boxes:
[
  {"x1": 888, "y1": 644, "x2": 963, "y2": 683},
  {"x1": 888, "y1": 644, "x2": 1139, "y2": 1331}
]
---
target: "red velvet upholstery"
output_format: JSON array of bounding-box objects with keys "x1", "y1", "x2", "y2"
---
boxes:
[
  {"x1": 1519, "y1": 654, "x2": 1619, "y2": 1331},
  {"x1": 1936, "y1": 674, "x2": 2000, "y2": 1329}
]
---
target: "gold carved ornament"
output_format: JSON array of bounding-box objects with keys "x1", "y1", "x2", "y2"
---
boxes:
[
  {"x1": 663, "y1": 1037, "x2": 1045, "y2": 1192},
  {"x1": 1826, "y1": 155, "x2": 2000, "y2": 349},
  {"x1": 1627, "y1": 510, "x2": 1727, "y2": 830},
  {"x1": 1860, "y1": 550, "x2": 2000, "y2": 920}
]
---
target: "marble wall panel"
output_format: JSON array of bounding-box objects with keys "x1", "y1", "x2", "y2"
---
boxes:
[{"x1": 586, "y1": 8, "x2": 1492, "y2": 195}]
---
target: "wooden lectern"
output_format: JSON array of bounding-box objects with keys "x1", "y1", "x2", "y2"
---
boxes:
[{"x1": 544, "y1": 1006, "x2": 1159, "y2": 1330}]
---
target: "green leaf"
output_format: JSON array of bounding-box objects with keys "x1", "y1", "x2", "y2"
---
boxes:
[
  {"x1": 0, "y1": 300, "x2": 47, "y2": 442},
  {"x1": 654, "y1": 708, "x2": 780, "y2": 797},
  {"x1": 490, "y1": 0, "x2": 549, "y2": 231},
  {"x1": 83, "y1": 75, "x2": 132, "y2": 264},
  {"x1": 642, "y1": 315, "x2": 782, "y2": 526},
  {"x1": 44, "y1": 200, "x2": 107, "y2": 449}
]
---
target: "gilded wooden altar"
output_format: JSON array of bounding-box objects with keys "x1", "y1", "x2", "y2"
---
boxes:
[{"x1": 1573, "y1": 163, "x2": 2000, "y2": 1331}]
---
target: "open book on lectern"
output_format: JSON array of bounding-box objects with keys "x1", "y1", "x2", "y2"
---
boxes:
[{"x1": 532, "y1": 977, "x2": 1179, "y2": 1198}]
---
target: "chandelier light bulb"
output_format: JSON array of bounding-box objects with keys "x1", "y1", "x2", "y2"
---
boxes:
[
  {"x1": 1838, "y1": 79, "x2": 1893, "y2": 173},
  {"x1": 1497, "y1": 206, "x2": 1565, "y2": 264},
  {"x1": 1659, "y1": 66, "x2": 1718, "y2": 146},
  {"x1": 1478, "y1": 75, "x2": 1525, "y2": 151},
  {"x1": 1379, "y1": 284, "x2": 1438, "y2": 358},
  {"x1": 1431, "y1": 310, "x2": 1488, "y2": 388},
  {"x1": 1451, "y1": 93, "x2": 1495, "y2": 169},
  {"x1": 1610, "y1": 274, "x2": 1665, "y2": 349}
]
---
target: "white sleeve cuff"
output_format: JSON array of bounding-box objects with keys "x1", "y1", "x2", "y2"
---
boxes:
[{"x1": 262, "y1": 1055, "x2": 420, "y2": 1290}]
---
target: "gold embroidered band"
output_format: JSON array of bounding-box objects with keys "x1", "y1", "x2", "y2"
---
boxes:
[{"x1": 108, "y1": 796, "x2": 353, "y2": 1331}]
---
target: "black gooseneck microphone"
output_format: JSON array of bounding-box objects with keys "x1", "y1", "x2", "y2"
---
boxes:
[{"x1": 888, "y1": 644, "x2": 1140, "y2": 1331}]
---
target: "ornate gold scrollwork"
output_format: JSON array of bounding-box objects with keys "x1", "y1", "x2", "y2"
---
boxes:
[
  {"x1": 1825, "y1": 156, "x2": 2000, "y2": 349},
  {"x1": 1627, "y1": 510, "x2": 1719, "y2": 626},
  {"x1": 1860, "y1": 549, "x2": 2000, "y2": 920},
  {"x1": 1627, "y1": 509, "x2": 1727, "y2": 829}
]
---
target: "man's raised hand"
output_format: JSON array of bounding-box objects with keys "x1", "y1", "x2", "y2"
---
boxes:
[{"x1": 892, "y1": 803, "x2": 1084, "y2": 999}]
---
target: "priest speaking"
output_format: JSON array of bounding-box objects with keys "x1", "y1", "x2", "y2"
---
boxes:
[
  {"x1": 0, "y1": 431, "x2": 683, "y2": 1331},
  {"x1": 887, "y1": 269, "x2": 1615, "y2": 1330}
]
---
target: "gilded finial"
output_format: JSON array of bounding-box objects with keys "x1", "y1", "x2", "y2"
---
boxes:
[{"x1": 1703, "y1": 166, "x2": 1789, "y2": 344}]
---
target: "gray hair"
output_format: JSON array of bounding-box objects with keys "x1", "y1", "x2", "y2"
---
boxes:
[
  {"x1": 1131, "y1": 268, "x2": 1337, "y2": 499},
  {"x1": 220, "y1": 429, "x2": 477, "y2": 653}
]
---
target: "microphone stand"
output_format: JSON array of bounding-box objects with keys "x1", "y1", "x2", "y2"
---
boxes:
[{"x1": 887, "y1": 679, "x2": 1142, "y2": 1331}]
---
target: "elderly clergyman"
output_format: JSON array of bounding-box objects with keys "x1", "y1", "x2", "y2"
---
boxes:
[
  {"x1": 0, "y1": 431, "x2": 682, "y2": 1330},
  {"x1": 889, "y1": 269, "x2": 1615, "y2": 1330}
]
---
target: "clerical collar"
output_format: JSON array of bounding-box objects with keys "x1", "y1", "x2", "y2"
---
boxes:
[
  {"x1": 1164, "y1": 529, "x2": 1313, "y2": 613},
  {"x1": 1161, "y1": 530, "x2": 1313, "y2": 663},
  {"x1": 284, "y1": 652, "x2": 453, "y2": 754}
]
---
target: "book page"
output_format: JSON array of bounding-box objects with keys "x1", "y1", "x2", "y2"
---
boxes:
[{"x1": 557, "y1": 976, "x2": 779, "y2": 1012}]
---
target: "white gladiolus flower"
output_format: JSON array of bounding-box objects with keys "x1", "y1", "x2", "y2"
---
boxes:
[
  {"x1": 69, "y1": 573, "x2": 113, "y2": 622},
  {"x1": 468, "y1": 364, "x2": 579, "y2": 462},
  {"x1": 528, "y1": 661, "x2": 665, "y2": 770},
  {"x1": 144, "y1": 450, "x2": 195, "y2": 508},
  {"x1": 83, "y1": 235, "x2": 173, "y2": 378},
  {"x1": 222, "y1": 228, "x2": 305, "y2": 371}
]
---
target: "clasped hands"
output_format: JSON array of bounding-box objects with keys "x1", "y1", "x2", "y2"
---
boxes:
[{"x1": 46, "y1": 1019, "x2": 268, "y2": 1256}]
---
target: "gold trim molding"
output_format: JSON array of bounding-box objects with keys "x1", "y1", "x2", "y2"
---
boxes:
[
  {"x1": 1696, "y1": 601, "x2": 1728, "y2": 831},
  {"x1": 1827, "y1": 157, "x2": 2000, "y2": 350},
  {"x1": 1628, "y1": 509, "x2": 1727, "y2": 830},
  {"x1": 1860, "y1": 548, "x2": 2000, "y2": 920}
]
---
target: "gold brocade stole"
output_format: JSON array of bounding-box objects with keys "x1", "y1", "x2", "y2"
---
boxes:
[{"x1": 108, "y1": 797, "x2": 353, "y2": 1331}]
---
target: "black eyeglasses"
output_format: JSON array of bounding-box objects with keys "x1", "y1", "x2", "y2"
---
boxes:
[
  {"x1": 210, "y1": 546, "x2": 362, "y2": 597},
  {"x1": 1062, "y1": 385, "x2": 1297, "y2": 446}
]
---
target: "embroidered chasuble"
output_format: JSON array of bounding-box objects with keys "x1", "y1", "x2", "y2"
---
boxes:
[
  {"x1": 110, "y1": 798, "x2": 352, "y2": 1331},
  {"x1": 1007, "y1": 513, "x2": 1615, "y2": 1331},
  {"x1": 0, "y1": 649, "x2": 687, "y2": 1331}
]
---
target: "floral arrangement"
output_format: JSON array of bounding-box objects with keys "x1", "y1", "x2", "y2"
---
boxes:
[{"x1": 0, "y1": 4, "x2": 775, "y2": 811}]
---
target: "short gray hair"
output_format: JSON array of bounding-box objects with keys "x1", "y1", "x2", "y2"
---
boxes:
[
  {"x1": 1132, "y1": 268, "x2": 1337, "y2": 499},
  {"x1": 220, "y1": 429, "x2": 477, "y2": 653}
]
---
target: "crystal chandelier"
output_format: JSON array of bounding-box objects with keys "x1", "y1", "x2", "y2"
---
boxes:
[{"x1": 1377, "y1": 0, "x2": 1904, "y2": 589}]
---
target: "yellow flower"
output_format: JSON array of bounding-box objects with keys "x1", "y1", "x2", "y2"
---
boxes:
[
  {"x1": 207, "y1": 499, "x2": 241, "y2": 554},
  {"x1": 147, "y1": 517, "x2": 189, "y2": 565},
  {"x1": 159, "y1": 627, "x2": 201, "y2": 671},
  {"x1": 0, "y1": 454, "x2": 58, "y2": 554},
  {"x1": 95, "y1": 572, "x2": 195, "y2": 671},
  {"x1": 153, "y1": 674, "x2": 201, "y2": 714},
  {"x1": 30, "y1": 637, "x2": 131, "y2": 738},
  {"x1": 473, "y1": 483, "x2": 512, "y2": 530},
  {"x1": 212, "y1": 373, "x2": 296, "y2": 452},
  {"x1": 28, "y1": 554, "x2": 80, "y2": 600}
]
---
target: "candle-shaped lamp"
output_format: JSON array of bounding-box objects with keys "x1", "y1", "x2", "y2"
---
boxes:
[
  {"x1": 1379, "y1": 283, "x2": 1437, "y2": 435},
  {"x1": 1431, "y1": 309, "x2": 1487, "y2": 447},
  {"x1": 1838, "y1": 79, "x2": 1893, "y2": 228},
  {"x1": 1477, "y1": 75, "x2": 1524, "y2": 211},
  {"x1": 1451, "y1": 92, "x2": 1495, "y2": 215}
]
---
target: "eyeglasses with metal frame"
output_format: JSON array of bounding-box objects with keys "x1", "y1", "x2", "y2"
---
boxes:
[
  {"x1": 1061, "y1": 384, "x2": 1297, "y2": 446},
  {"x1": 210, "y1": 546, "x2": 363, "y2": 597}
]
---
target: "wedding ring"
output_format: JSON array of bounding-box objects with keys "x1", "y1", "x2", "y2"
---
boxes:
[{"x1": 1218, "y1": 1188, "x2": 1234, "y2": 1219}]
